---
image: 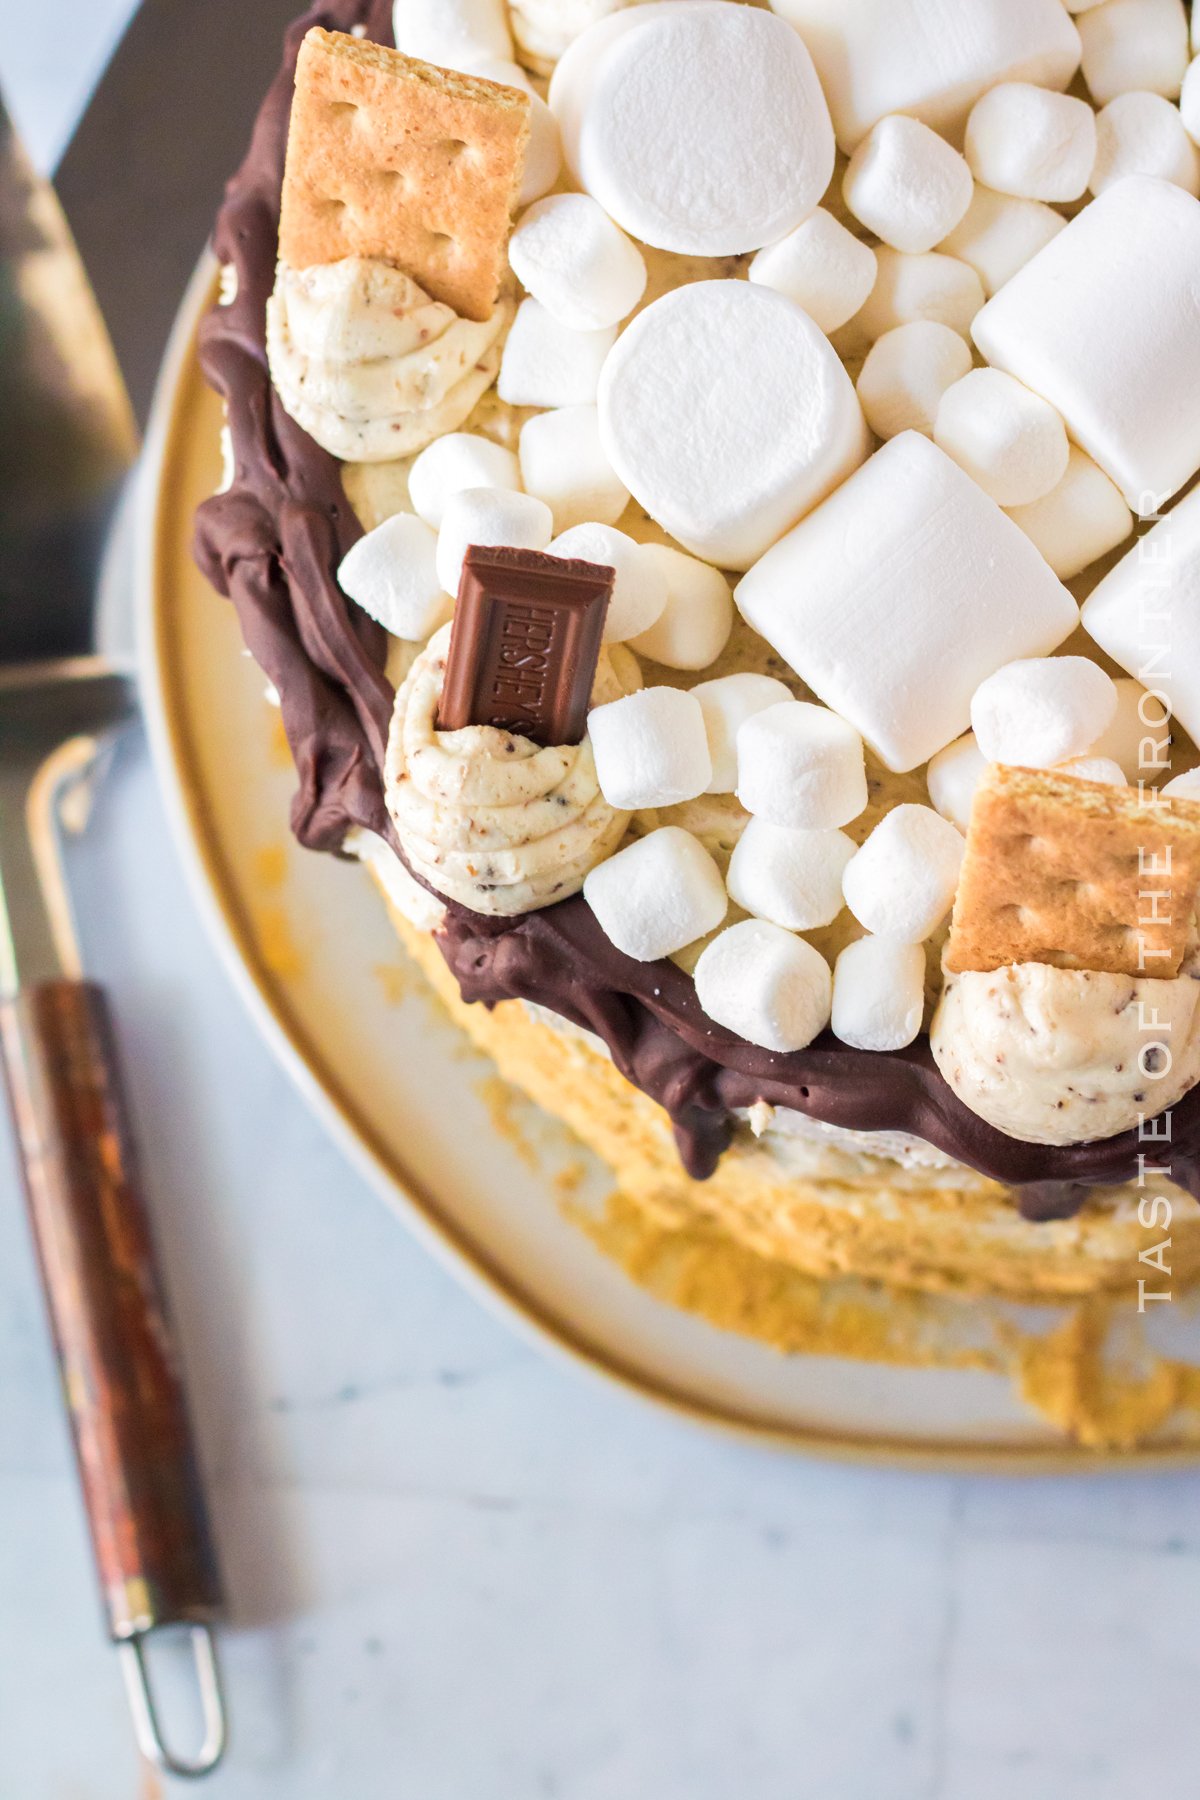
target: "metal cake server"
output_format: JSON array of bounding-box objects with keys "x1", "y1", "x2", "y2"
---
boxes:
[{"x1": 0, "y1": 100, "x2": 227, "y2": 1777}]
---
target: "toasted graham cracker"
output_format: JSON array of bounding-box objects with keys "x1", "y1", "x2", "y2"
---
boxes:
[
  {"x1": 279, "y1": 27, "x2": 529, "y2": 322},
  {"x1": 945, "y1": 764, "x2": 1200, "y2": 978}
]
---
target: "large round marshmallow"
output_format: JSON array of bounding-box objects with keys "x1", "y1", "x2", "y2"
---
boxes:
[
  {"x1": 549, "y1": 522, "x2": 666, "y2": 642},
  {"x1": 694, "y1": 919, "x2": 832, "y2": 1054},
  {"x1": 627, "y1": 546, "x2": 733, "y2": 671},
  {"x1": 1085, "y1": 678, "x2": 1171, "y2": 783},
  {"x1": 736, "y1": 701, "x2": 868, "y2": 830},
  {"x1": 727, "y1": 818, "x2": 855, "y2": 932},
  {"x1": 969, "y1": 656, "x2": 1119, "y2": 768},
  {"x1": 498, "y1": 299, "x2": 616, "y2": 409},
  {"x1": 588, "y1": 685, "x2": 712, "y2": 809},
  {"x1": 435, "y1": 488, "x2": 553, "y2": 597},
  {"x1": 748, "y1": 210, "x2": 878, "y2": 336},
  {"x1": 964, "y1": 83, "x2": 1097, "y2": 203},
  {"x1": 1078, "y1": 0, "x2": 1189, "y2": 105},
  {"x1": 852, "y1": 249, "x2": 985, "y2": 343},
  {"x1": 856, "y1": 321, "x2": 972, "y2": 440},
  {"x1": 408, "y1": 433, "x2": 523, "y2": 530},
  {"x1": 338, "y1": 512, "x2": 450, "y2": 642},
  {"x1": 518, "y1": 406, "x2": 630, "y2": 533},
  {"x1": 926, "y1": 733, "x2": 989, "y2": 832},
  {"x1": 842, "y1": 115, "x2": 974, "y2": 254},
  {"x1": 391, "y1": 0, "x2": 513, "y2": 67},
  {"x1": 597, "y1": 281, "x2": 867, "y2": 571},
  {"x1": 934, "y1": 367, "x2": 1070, "y2": 508},
  {"x1": 509, "y1": 194, "x2": 647, "y2": 331},
  {"x1": 831, "y1": 936, "x2": 926, "y2": 1052},
  {"x1": 564, "y1": 4, "x2": 834, "y2": 256},
  {"x1": 938, "y1": 187, "x2": 1066, "y2": 297},
  {"x1": 583, "y1": 826, "x2": 727, "y2": 961},
  {"x1": 1004, "y1": 446, "x2": 1133, "y2": 580},
  {"x1": 842, "y1": 804, "x2": 965, "y2": 943},
  {"x1": 690, "y1": 672, "x2": 795, "y2": 794},
  {"x1": 1090, "y1": 91, "x2": 1200, "y2": 196},
  {"x1": 971, "y1": 176, "x2": 1200, "y2": 511}
]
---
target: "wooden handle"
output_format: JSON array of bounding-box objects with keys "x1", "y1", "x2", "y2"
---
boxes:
[{"x1": 0, "y1": 980, "x2": 223, "y2": 1640}]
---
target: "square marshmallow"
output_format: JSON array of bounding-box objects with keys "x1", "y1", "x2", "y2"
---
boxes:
[
  {"x1": 518, "y1": 406, "x2": 631, "y2": 533},
  {"x1": 749, "y1": 209, "x2": 878, "y2": 336},
  {"x1": 588, "y1": 686, "x2": 712, "y2": 809},
  {"x1": 498, "y1": 299, "x2": 617, "y2": 409},
  {"x1": 842, "y1": 115, "x2": 974, "y2": 254},
  {"x1": 583, "y1": 826, "x2": 727, "y2": 962}
]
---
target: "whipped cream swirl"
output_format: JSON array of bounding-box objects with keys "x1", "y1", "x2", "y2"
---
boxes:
[
  {"x1": 266, "y1": 257, "x2": 511, "y2": 462},
  {"x1": 385, "y1": 623, "x2": 641, "y2": 915}
]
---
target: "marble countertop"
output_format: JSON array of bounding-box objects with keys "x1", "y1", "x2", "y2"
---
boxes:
[{"x1": 3, "y1": 9, "x2": 1200, "y2": 1796}]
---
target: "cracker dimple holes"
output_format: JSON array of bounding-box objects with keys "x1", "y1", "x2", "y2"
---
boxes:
[
  {"x1": 328, "y1": 100, "x2": 359, "y2": 119},
  {"x1": 317, "y1": 196, "x2": 347, "y2": 215},
  {"x1": 438, "y1": 137, "x2": 469, "y2": 162},
  {"x1": 424, "y1": 229, "x2": 455, "y2": 258}
]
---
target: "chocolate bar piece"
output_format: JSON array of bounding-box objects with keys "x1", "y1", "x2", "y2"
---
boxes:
[{"x1": 438, "y1": 546, "x2": 614, "y2": 746}]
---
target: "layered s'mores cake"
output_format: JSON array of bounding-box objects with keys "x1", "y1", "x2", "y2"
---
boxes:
[{"x1": 196, "y1": 0, "x2": 1200, "y2": 1314}]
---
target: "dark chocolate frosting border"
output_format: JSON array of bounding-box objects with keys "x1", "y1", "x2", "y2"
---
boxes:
[{"x1": 193, "y1": 0, "x2": 1200, "y2": 1213}]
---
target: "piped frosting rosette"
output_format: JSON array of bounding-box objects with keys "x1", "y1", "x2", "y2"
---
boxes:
[{"x1": 385, "y1": 622, "x2": 641, "y2": 915}]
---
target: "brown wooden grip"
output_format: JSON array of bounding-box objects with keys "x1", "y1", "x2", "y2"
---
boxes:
[{"x1": 0, "y1": 980, "x2": 223, "y2": 1640}]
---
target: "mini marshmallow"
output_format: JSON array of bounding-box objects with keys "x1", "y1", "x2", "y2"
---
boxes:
[
  {"x1": 749, "y1": 209, "x2": 878, "y2": 336},
  {"x1": 627, "y1": 546, "x2": 733, "y2": 670},
  {"x1": 588, "y1": 685, "x2": 712, "y2": 809},
  {"x1": 1163, "y1": 768, "x2": 1200, "y2": 796},
  {"x1": 497, "y1": 299, "x2": 616, "y2": 409},
  {"x1": 582, "y1": 826, "x2": 727, "y2": 961},
  {"x1": 1182, "y1": 56, "x2": 1200, "y2": 143},
  {"x1": 690, "y1": 672, "x2": 795, "y2": 794},
  {"x1": 926, "y1": 732, "x2": 989, "y2": 832},
  {"x1": 971, "y1": 177, "x2": 1200, "y2": 510},
  {"x1": 549, "y1": 522, "x2": 667, "y2": 642},
  {"x1": 1004, "y1": 446, "x2": 1133, "y2": 580},
  {"x1": 937, "y1": 186, "x2": 1066, "y2": 296},
  {"x1": 736, "y1": 701, "x2": 868, "y2": 830},
  {"x1": 735, "y1": 433, "x2": 1079, "y2": 772},
  {"x1": 518, "y1": 406, "x2": 630, "y2": 533},
  {"x1": 1085, "y1": 678, "x2": 1171, "y2": 783},
  {"x1": 1090, "y1": 91, "x2": 1200, "y2": 196},
  {"x1": 407, "y1": 434, "x2": 523, "y2": 530},
  {"x1": 597, "y1": 280, "x2": 867, "y2": 570},
  {"x1": 1056, "y1": 755, "x2": 1127, "y2": 785},
  {"x1": 831, "y1": 936, "x2": 926, "y2": 1052},
  {"x1": 726, "y1": 818, "x2": 855, "y2": 932},
  {"x1": 435, "y1": 487, "x2": 553, "y2": 598},
  {"x1": 934, "y1": 367, "x2": 1069, "y2": 507},
  {"x1": 509, "y1": 194, "x2": 647, "y2": 332},
  {"x1": 842, "y1": 115, "x2": 974, "y2": 254},
  {"x1": 1078, "y1": 0, "x2": 1189, "y2": 104},
  {"x1": 467, "y1": 60, "x2": 562, "y2": 206},
  {"x1": 969, "y1": 655, "x2": 1119, "y2": 767},
  {"x1": 842, "y1": 804, "x2": 965, "y2": 943},
  {"x1": 391, "y1": 0, "x2": 513, "y2": 66},
  {"x1": 963, "y1": 83, "x2": 1097, "y2": 202},
  {"x1": 856, "y1": 321, "x2": 973, "y2": 440},
  {"x1": 337, "y1": 511, "x2": 450, "y2": 642},
  {"x1": 693, "y1": 918, "x2": 832, "y2": 1054},
  {"x1": 852, "y1": 249, "x2": 986, "y2": 342}
]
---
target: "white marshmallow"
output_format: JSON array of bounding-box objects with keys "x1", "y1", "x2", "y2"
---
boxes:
[
  {"x1": 694, "y1": 918, "x2": 832, "y2": 1053},
  {"x1": 1004, "y1": 446, "x2": 1133, "y2": 580},
  {"x1": 842, "y1": 804, "x2": 965, "y2": 943},
  {"x1": 582, "y1": 826, "x2": 727, "y2": 961},
  {"x1": 549, "y1": 522, "x2": 667, "y2": 642},
  {"x1": 857, "y1": 321, "x2": 973, "y2": 440},
  {"x1": 1078, "y1": 0, "x2": 1189, "y2": 104},
  {"x1": 749, "y1": 210, "x2": 878, "y2": 336},
  {"x1": 963, "y1": 83, "x2": 1097, "y2": 203},
  {"x1": 1056, "y1": 755, "x2": 1127, "y2": 785},
  {"x1": 937, "y1": 186, "x2": 1066, "y2": 297},
  {"x1": 588, "y1": 685, "x2": 712, "y2": 809},
  {"x1": 852, "y1": 249, "x2": 985, "y2": 343},
  {"x1": 768, "y1": 0, "x2": 1082, "y2": 151},
  {"x1": 736, "y1": 701, "x2": 868, "y2": 830},
  {"x1": 337, "y1": 512, "x2": 450, "y2": 642},
  {"x1": 690, "y1": 672, "x2": 795, "y2": 793},
  {"x1": 1182, "y1": 56, "x2": 1200, "y2": 143},
  {"x1": 933, "y1": 367, "x2": 1069, "y2": 508},
  {"x1": 842, "y1": 115, "x2": 974, "y2": 254},
  {"x1": 926, "y1": 732, "x2": 989, "y2": 832},
  {"x1": 435, "y1": 488, "x2": 553, "y2": 598},
  {"x1": 734, "y1": 433, "x2": 1079, "y2": 772},
  {"x1": 1065, "y1": 0, "x2": 1109, "y2": 12},
  {"x1": 626, "y1": 546, "x2": 733, "y2": 670},
  {"x1": 969, "y1": 655, "x2": 1119, "y2": 767},
  {"x1": 831, "y1": 936, "x2": 926, "y2": 1052},
  {"x1": 518, "y1": 406, "x2": 630, "y2": 533},
  {"x1": 466, "y1": 60, "x2": 562, "y2": 206},
  {"x1": 1163, "y1": 768, "x2": 1200, "y2": 796},
  {"x1": 971, "y1": 177, "x2": 1200, "y2": 511},
  {"x1": 1081, "y1": 482, "x2": 1200, "y2": 742},
  {"x1": 407, "y1": 434, "x2": 523, "y2": 530},
  {"x1": 597, "y1": 280, "x2": 867, "y2": 571},
  {"x1": 727, "y1": 818, "x2": 855, "y2": 932},
  {"x1": 391, "y1": 0, "x2": 513, "y2": 67},
  {"x1": 497, "y1": 299, "x2": 616, "y2": 409},
  {"x1": 1090, "y1": 91, "x2": 1200, "y2": 196},
  {"x1": 1085, "y1": 678, "x2": 1171, "y2": 782},
  {"x1": 509, "y1": 194, "x2": 647, "y2": 332}
]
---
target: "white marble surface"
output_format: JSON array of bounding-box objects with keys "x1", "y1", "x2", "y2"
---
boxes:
[{"x1": 4, "y1": 10, "x2": 1200, "y2": 1797}]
